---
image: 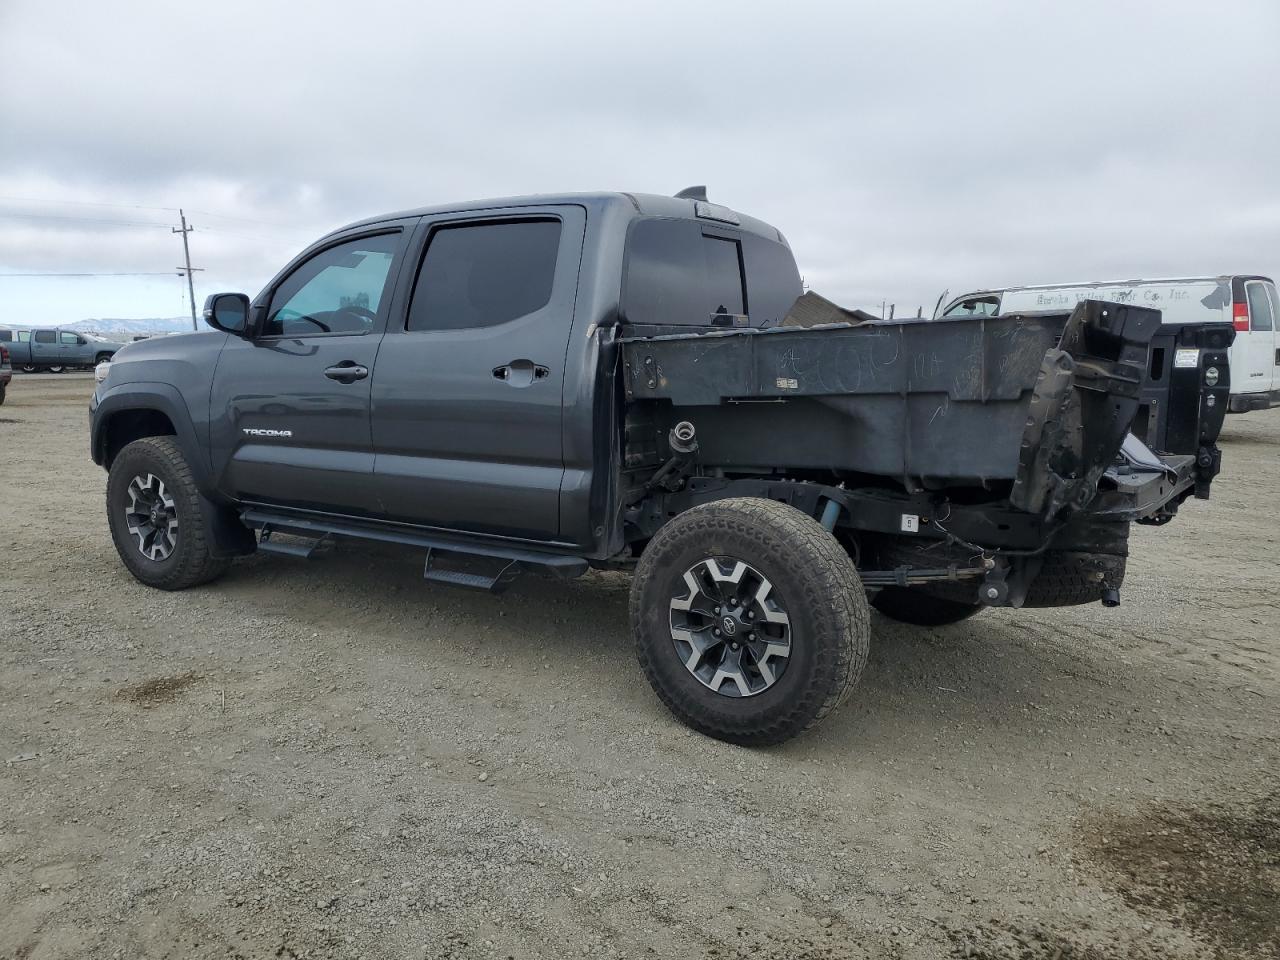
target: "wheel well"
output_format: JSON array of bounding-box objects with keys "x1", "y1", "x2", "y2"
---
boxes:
[
  {"x1": 102, "y1": 409, "x2": 177, "y2": 468},
  {"x1": 95, "y1": 351, "x2": 114, "y2": 363}
]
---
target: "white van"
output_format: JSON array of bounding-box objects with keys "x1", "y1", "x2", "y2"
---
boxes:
[{"x1": 938, "y1": 276, "x2": 1280, "y2": 411}]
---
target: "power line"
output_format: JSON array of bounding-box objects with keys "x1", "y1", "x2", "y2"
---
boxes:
[
  {"x1": 0, "y1": 271, "x2": 179, "y2": 277},
  {"x1": 0, "y1": 212, "x2": 172, "y2": 229},
  {"x1": 0, "y1": 194, "x2": 178, "y2": 213},
  {"x1": 0, "y1": 195, "x2": 314, "y2": 234}
]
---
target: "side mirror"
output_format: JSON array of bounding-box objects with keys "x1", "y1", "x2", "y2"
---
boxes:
[{"x1": 203, "y1": 293, "x2": 251, "y2": 335}]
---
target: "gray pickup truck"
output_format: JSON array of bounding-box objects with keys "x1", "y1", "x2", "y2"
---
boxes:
[
  {"x1": 1, "y1": 328, "x2": 123, "y2": 373},
  {"x1": 88, "y1": 188, "x2": 1230, "y2": 745}
]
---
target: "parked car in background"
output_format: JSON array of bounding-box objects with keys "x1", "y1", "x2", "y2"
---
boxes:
[
  {"x1": 0, "y1": 342, "x2": 11, "y2": 403},
  {"x1": 3, "y1": 328, "x2": 125, "y2": 373},
  {"x1": 938, "y1": 275, "x2": 1280, "y2": 412}
]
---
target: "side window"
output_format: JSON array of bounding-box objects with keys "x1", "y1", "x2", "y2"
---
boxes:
[
  {"x1": 17, "y1": 330, "x2": 30, "y2": 342},
  {"x1": 34, "y1": 330, "x2": 56, "y2": 344},
  {"x1": 624, "y1": 218, "x2": 749, "y2": 327},
  {"x1": 60, "y1": 331, "x2": 82, "y2": 344},
  {"x1": 264, "y1": 233, "x2": 400, "y2": 337},
  {"x1": 1246, "y1": 282, "x2": 1274, "y2": 331},
  {"x1": 0, "y1": 330, "x2": 10, "y2": 341},
  {"x1": 944, "y1": 296, "x2": 1000, "y2": 318},
  {"x1": 407, "y1": 219, "x2": 562, "y2": 332}
]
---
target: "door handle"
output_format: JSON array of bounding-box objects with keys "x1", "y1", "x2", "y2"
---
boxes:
[
  {"x1": 492, "y1": 359, "x2": 549, "y2": 387},
  {"x1": 324, "y1": 362, "x2": 369, "y2": 383}
]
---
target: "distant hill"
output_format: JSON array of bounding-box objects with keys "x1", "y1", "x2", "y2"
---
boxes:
[{"x1": 0, "y1": 317, "x2": 196, "y2": 337}]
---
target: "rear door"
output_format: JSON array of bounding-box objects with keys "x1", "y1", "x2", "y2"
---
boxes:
[
  {"x1": 1266, "y1": 283, "x2": 1280, "y2": 393},
  {"x1": 31, "y1": 329, "x2": 58, "y2": 365},
  {"x1": 1236, "y1": 278, "x2": 1276, "y2": 396},
  {"x1": 369, "y1": 205, "x2": 586, "y2": 540},
  {"x1": 208, "y1": 223, "x2": 415, "y2": 515}
]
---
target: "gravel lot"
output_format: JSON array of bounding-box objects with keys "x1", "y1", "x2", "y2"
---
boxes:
[{"x1": 2, "y1": 374, "x2": 1276, "y2": 960}]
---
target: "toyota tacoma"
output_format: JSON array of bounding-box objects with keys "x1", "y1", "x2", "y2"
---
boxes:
[{"x1": 90, "y1": 188, "x2": 1230, "y2": 745}]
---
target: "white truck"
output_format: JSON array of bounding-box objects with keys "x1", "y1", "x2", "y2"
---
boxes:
[{"x1": 939, "y1": 275, "x2": 1280, "y2": 412}]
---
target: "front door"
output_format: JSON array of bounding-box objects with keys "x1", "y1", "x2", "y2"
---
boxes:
[
  {"x1": 369, "y1": 206, "x2": 586, "y2": 541},
  {"x1": 209, "y1": 225, "x2": 414, "y2": 516}
]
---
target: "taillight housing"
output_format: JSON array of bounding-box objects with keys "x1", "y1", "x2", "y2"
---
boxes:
[
  {"x1": 1232, "y1": 301, "x2": 1250, "y2": 332},
  {"x1": 0, "y1": 345, "x2": 8, "y2": 362}
]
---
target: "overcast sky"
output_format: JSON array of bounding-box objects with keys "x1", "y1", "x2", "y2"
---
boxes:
[{"x1": 1, "y1": 0, "x2": 1278, "y2": 325}]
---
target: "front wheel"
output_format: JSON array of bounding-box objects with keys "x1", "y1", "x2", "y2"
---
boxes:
[
  {"x1": 94, "y1": 353, "x2": 113, "y2": 365},
  {"x1": 631, "y1": 498, "x2": 870, "y2": 746},
  {"x1": 870, "y1": 586, "x2": 984, "y2": 626},
  {"x1": 106, "y1": 436, "x2": 229, "y2": 590}
]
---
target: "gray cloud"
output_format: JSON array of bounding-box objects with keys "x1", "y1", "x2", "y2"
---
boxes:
[{"x1": 1, "y1": 0, "x2": 1277, "y2": 323}]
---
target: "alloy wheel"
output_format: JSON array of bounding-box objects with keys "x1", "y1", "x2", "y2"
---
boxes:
[
  {"x1": 124, "y1": 473, "x2": 179, "y2": 561},
  {"x1": 669, "y1": 557, "x2": 792, "y2": 697}
]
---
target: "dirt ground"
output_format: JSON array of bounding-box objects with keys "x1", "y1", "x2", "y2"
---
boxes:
[{"x1": 1, "y1": 374, "x2": 1276, "y2": 960}]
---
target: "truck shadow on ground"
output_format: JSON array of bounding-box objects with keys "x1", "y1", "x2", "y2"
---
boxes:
[{"x1": 217, "y1": 540, "x2": 1136, "y2": 760}]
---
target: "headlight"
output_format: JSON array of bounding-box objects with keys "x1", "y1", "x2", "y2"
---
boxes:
[
  {"x1": 1204, "y1": 366, "x2": 1219, "y2": 387},
  {"x1": 94, "y1": 360, "x2": 111, "y2": 384}
]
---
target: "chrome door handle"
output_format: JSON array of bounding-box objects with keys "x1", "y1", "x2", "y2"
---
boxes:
[{"x1": 324, "y1": 362, "x2": 369, "y2": 383}]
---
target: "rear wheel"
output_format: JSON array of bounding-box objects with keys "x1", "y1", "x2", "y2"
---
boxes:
[
  {"x1": 47, "y1": 365, "x2": 65, "y2": 374},
  {"x1": 870, "y1": 586, "x2": 983, "y2": 626},
  {"x1": 631, "y1": 498, "x2": 869, "y2": 746},
  {"x1": 0, "y1": 383, "x2": 6, "y2": 405},
  {"x1": 106, "y1": 436, "x2": 229, "y2": 590},
  {"x1": 20, "y1": 364, "x2": 36, "y2": 373}
]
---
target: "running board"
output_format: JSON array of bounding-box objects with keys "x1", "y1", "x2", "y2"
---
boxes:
[
  {"x1": 423, "y1": 549, "x2": 524, "y2": 594},
  {"x1": 257, "y1": 526, "x2": 328, "y2": 558},
  {"x1": 240, "y1": 508, "x2": 589, "y2": 590}
]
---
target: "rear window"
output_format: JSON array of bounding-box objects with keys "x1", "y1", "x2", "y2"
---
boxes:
[
  {"x1": 1246, "y1": 282, "x2": 1275, "y2": 331},
  {"x1": 624, "y1": 218, "x2": 800, "y2": 328}
]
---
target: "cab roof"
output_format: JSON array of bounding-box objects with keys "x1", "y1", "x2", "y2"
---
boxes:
[{"x1": 332, "y1": 191, "x2": 789, "y2": 246}]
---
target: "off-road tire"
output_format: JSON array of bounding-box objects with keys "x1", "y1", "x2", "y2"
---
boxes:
[
  {"x1": 870, "y1": 586, "x2": 984, "y2": 626},
  {"x1": 630, "y1": 498, "x2": 870, "y2": 746},
  {"x1": 107, "y1": 437, "x2": 229, "y2": 590},
  {"x1": 1022, "y1": 552, "x2": 1126, "y2": 607}
]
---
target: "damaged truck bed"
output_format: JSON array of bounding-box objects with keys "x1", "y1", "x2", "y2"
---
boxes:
[{"x1": 620, "y1": 296, "x2": 1231, "y2": 610}]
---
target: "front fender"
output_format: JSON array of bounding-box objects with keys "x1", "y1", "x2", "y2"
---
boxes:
[
  {"x1": 91, "y1": 380, "x2": 212, "y2": 492},
  {"x1": 91, "y1": 381, "x2": 255, "y2": 558}
]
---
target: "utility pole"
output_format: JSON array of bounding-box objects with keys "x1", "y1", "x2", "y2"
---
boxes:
[{"x1": 173, "y1": 209, "x2": 201, "y2": 330}]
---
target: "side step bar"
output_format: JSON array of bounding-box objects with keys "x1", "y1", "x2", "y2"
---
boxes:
[{"x1": 240, "y1": 508, "x2": 589, "y2": 593}]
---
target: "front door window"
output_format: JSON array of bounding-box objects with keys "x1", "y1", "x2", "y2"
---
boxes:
[{"x1": 264, "y1": 234, "x2": 400, "y2": 337}]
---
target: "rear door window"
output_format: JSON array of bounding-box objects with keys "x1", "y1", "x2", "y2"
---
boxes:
[
  {"x1": 34, "y1": 330, "x2": 55, "y2": 343},
  {"x1": 407, "y1": 219, "x2": 562, "y2": 332},
  {"x1": 1246, "y1": 281, "x2": 1274, "y2": 331}
]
